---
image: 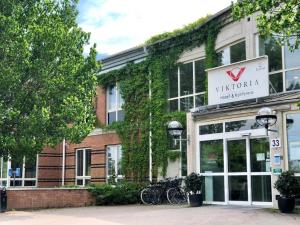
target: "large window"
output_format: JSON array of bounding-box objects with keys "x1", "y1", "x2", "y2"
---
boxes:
[
  {"x1": 286, "y1": 113, "x2": 300, "y2": 173},
  {"x1": 217, "y1": 40, "x2": 246, "y2": 66},
  {"x1": 107, "y1": 84, "x2": 124, "y2": 124},
  {"x1": 168, "y1": 59, "x2": 206, "y2": 112},
  {"x1": 107, "y1": 145, "x2": 123, "y2": 181},
  {"x1": 76, "y1": 148, "x2": 91, "y2": 186},
  {"x1": 257, "y1": 36, "x2": 300, "y2": 94},
  {"x1": 0, "y1": 156, "x2": 37, "y2": 187}
]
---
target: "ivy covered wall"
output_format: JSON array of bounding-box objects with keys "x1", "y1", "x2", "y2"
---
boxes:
[{"x1": 98, "y1": 15, "x2": 222, "y2": 181}]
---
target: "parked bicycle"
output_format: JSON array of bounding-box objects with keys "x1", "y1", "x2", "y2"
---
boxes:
[
  {"x1": 166, "y1": 178, "x2": 187, "y2": 204},
  {"x1": 140, "y1": 177, "x2": 187, "y2": 205}
]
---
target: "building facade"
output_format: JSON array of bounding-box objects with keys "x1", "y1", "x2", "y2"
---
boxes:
[{"x1": 1, "y1": 5, "x2": 299, "y2": 209}]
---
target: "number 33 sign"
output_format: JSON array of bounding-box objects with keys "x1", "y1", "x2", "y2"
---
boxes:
[{"x1": 271, "y1": 138, "x2": 281, "y2": 148}]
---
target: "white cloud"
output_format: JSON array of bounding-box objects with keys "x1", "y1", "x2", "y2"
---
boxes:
[{"x1": 78, "y1": 0, "x2": 234, "y2": 56}]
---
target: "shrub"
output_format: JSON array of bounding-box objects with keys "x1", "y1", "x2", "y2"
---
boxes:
[
  {"x1": 89, "y1": 182, "x2": 147, "y2": 205},
  {"x1": 274, "y1": 171, "x2": 299, "y2": 198},
  {"x1": 184, "y1": 172, "x2": 203, "y2": 194}
]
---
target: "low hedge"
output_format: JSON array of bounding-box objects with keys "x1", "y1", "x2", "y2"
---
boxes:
[{"x1": 89, "y1": 182, "x2": 147, "y2": 205}]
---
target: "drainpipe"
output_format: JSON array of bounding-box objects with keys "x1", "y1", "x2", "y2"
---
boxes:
[
  {"x1": 149, "y1": 73, "x2": 152, "y2": 182},
  {"x1": 62, "y1": 138, "x2": 66, "y2": 186}
]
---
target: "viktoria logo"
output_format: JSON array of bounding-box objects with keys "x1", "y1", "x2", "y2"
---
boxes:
[{"x1": 226, "y1": 67, "x2": 246, "y2": 81}]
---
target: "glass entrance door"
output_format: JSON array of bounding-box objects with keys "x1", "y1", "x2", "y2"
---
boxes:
[
  {"x1": 227, "y1": 139, "x2": 249, "y2": 203},
  {"x1": 226, "y1": 137, "x2": 272, "y2": 204}
]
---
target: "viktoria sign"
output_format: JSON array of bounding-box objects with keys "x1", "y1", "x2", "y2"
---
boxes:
[{"x1": 207, "y1": 56, "x2": 269, "y2": 105}]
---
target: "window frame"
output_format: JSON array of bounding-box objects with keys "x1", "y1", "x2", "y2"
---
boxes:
[
  {"x1": 106, "y1": 83, "x2": 124, "y2": 125},
  {"x1": 168, "y1": 58, "x2": 206, "y2": 111},
  {"x1": 255, "y1": 34, "x2": 300, "y2": 93},
  {"x1": 75, "y1": 148, "x2": 91, "y2": 186},
  {"x1": 0, "y1": 155, "x2": 38, "y2": 188}
]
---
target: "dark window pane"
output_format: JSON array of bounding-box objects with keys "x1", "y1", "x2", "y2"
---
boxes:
[
  {"x1": 259, "y1": 37, "x2": 282, "y2": 72},
  {"x1": 230, "y1": 41, "x2": 246, "y2": 63},
  {"x1": 25, "y1": 157, "x2": 36, "y2": 178},
  {"x1": 199, "y1": 123, "x2": 223, "y2": 135},
  {"x1": 269, "y1": 73, "x2": 283, "y2": 94},
  {"x1": 250, "y1": 138, "x2": 270, "y2": 172},
  {"x1": 202, "y1": 176, "x2": 224, "y2": 202},
  {"x1": 229, "y1": 176, "x2": 248, "y2": 201},
  {"x1": 200, "y1": 140, "x2": 223, "y2": 173},
  {"x1": 77, "y1": 179, "x2": 83, "y2": 185},
  {"x1": 85, "y1": 149, "x2": 91, "y2": 176},
  {"x1": 108, "y1": 112, "x2": 116, "y2": 124},
  {"x1": 228, "y1": 139, "x2": 247, "y2": 172},
  {"x1": 168, "y1": 99, "x2": 178, "y2": 112},
  {"x1": 225, "y1": 119, "x2": 260, "y2": 132},
  {"x1": 195, "y1": 94, "x2": 205, "y2": 107},
  {"x1": 85, "y1": 179, "x2": 91, "y2": 186},
  {"x1": 24, "y1": 180, "x2": 36, "y2": 186},
  {"x1": 286, "y1": 69, "x2": 300, "y2": 91},
  {"x1": 180, "y1": 63, "x2": 193, "y2": 96},
  {"x1": 284, "y1": 38, "x2": 300, "y2": 69},
  {"x1": 287, "y1": 114, "x2": 300, "y2": 172},
  {"x1": 77, "y1": 150, "x2": 83, "y2": 176},
  {"x1": 180, "y1": 96, "x2": 193, "y2": 111},
  {"x1": 0, "y1": 181, "x2": 7, "y2": 187},
  {"x1": 168, "y1": 68, "x2": 178, "y2": 98},
  {"x1": 195, "y1": 59, "x2": 206, "y2": 93},
  {"x1": 117, "y1": 110, "x2": 125, "y2": 121},
  {"x1": 251, "y1": 175, "x2": 272, "y2": 202},
  {"x1": 10, "y1": 180, "x2": 22, "y2": 187}
]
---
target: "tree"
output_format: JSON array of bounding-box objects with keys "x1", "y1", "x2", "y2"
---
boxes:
[
  {"x1": 0, "y1": 0, "x2": 99, "y2": 159},
  {"x1": 232, "y1": 0, "x2": 300, "y2": 50}
]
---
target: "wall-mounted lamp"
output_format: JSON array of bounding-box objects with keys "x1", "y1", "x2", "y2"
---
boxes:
[
  {"x1": 167, "y1": 121, "x2": 190, "y2": 145},
  {"x1": 255, "y1": 107, "x2": 277, "y2": 132}
]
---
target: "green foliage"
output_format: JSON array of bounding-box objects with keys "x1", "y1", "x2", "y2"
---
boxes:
[
  {"x1": 98, "y1": 15, "x2": 220, "y2": 180},
  {"x1": 0, "y1": 0, "x2": 98, "y2": 157},
  {"x1": 145, "y1": 15, "x2": 211, "y2": 45},
  {"x1": 232, "y1": 0, "x2": 300, "y2": 50},
  {"x1": 89, "y1": 182, "x2": 147, "y2": 205},
  {"x1": 274, "y1": 171, "x2": 299, "y2": 198},
  {"x1": 167, "y1": 150, "x2": 181, "y2": 162},
  {"x1": 184, "y1": 172, "x2": 204, "y2": 194}
]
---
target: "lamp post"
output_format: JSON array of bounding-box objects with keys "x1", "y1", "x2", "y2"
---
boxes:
[{"x1": 255, "y1": 107, "x2": 277, "y2": 133}]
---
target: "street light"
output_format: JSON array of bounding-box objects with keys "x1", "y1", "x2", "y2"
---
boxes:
[
  {"x1": 255, "y1": 107, "x2": 277, "y2": 132},
  {"x1": 167, "y1": 121, "x2": 189, "y2": 144}
]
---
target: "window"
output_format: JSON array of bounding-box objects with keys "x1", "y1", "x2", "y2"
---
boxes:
[
  {"x1": 217, "y1": 40, "x2": 246, "y2": 66},
  {"x1": 168, "y1": 59, "x2": 206, "y2": 112},
  {"x1": 286, "y1": 113, "x2": 300, "y2": 173},
  {"x1": 76, "y1": 149, "x2": 91, "y2": 186},
  {"x1": 257, "y1": 36, "x2": 300, "y2": 93},
  {"x1": 107, "y1": 145, "x2": 122, "y2": 181},
  {"x1": 107, "y1": 84, "x2": 124, "y2": 124},
  {"x1": 0, "y1": 156, "x2": 37, "y2": 187}
]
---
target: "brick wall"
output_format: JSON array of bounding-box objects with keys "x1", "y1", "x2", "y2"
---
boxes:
[
  {"x1": 38, "y1": 144, "x2": 62, "y2": 187},
  {"x1": 37, "y1": 85, "x2": 121, "y2": 187},
  {"x1": 7, "y1": 188, "x2": 95, "y2": 210}
]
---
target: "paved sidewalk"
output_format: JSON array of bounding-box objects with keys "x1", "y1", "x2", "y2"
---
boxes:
[{"x1": 0, "y1": 205, "x2": 299, "y2": 225}]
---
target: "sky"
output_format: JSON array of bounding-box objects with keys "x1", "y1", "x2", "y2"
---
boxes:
[{"x1": 77, "y1": 0, "x2": 234, "y2": 59}]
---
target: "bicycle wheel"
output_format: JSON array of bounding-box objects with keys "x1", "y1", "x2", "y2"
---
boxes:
[
  {"x1": 140, "y1": 188, "x2": 152, "y2": 205},
  {"x1": 167, "y1": 188, "x2": 187, "y2": 204}
]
